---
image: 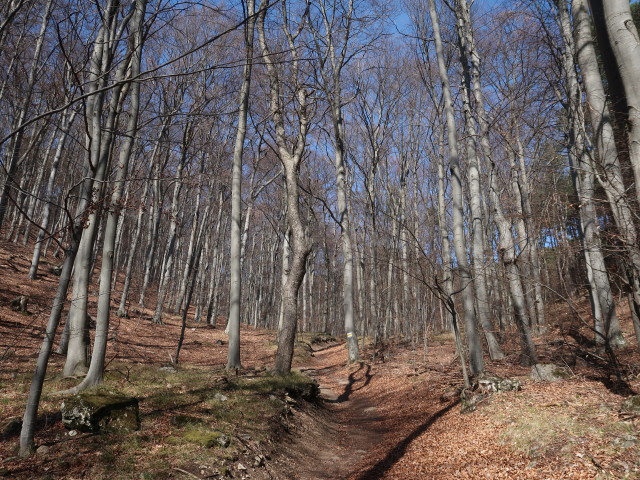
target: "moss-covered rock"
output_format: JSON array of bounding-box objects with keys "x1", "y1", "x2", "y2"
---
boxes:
[
  {"x1": 620, "y1": 395, "x2": 640, "y2": 418},
  {"x1": 182, "y1": 429, "x2": 230, "y2": 448},
  {"x1": 530, "y1": 363, "x2": 572, "y2": 382},
  {"x1": 61, "y1": 391, "x2": 140, "y2": 433}
]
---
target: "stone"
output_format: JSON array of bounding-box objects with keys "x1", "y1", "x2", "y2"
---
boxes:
[
  {"x1": 61, "y1": 392, "x2": 140, "y2": 433},
  {"x1": 213, "y1": 393, "x2": 228, "y2": 402},
  {"x1": 1, "y1": 417, "x2": 22, "y2": 437},
  {"x1": 620, "y1": 396, "x2": 640, "y2": 419},
  {"x1": 530, "y1": 363, "x2": 572, "y2": 382},
  {"x1": 36, "y1": 445, "x2": 50, "y2": 455},
  {"x1": 10, "y1": 296, "x2": 28, "y2": 313},
  {"x1": 217, "y1": 434, "x2": 231, "y2": 448},
  {"x1": 50, "y1": 265, "x2": 63, "y2": 276},
  {"x1": 477, "y1": 375, "x2": 522, "y2": 393}
]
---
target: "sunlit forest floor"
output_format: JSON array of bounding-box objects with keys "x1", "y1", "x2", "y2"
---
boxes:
[{"x1": 2, "y1": 238, "x2": 640, "y2": 479}]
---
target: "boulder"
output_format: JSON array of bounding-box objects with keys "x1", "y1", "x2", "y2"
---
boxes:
[
  {"x1": 530, "y1": 363, "x2": 572, "y2": 382},
  {"x1": 61, "y1": 392, "x2": 140, "y2": 433},
  {"x1": 620, "y1": 395, "x2": 640, "y2": 420},
  {"x1": 1, "y1": 417, "x2": 22, "y2": 437},
  {"x1": 477, "y1": 375, "x2": 521, "y2": 393}
]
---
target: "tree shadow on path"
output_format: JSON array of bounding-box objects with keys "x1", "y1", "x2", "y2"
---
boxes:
[
  {"x1": 354, "y1": 400, "x2": 459, "y2": 480},
  {"x1": 328, "y1": 363, "x2": 373, "y2": 403}
]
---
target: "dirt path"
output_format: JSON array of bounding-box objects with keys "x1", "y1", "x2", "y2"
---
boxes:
[{"x1": 284, "y1": 342, "x2": 456, "y2": 480}]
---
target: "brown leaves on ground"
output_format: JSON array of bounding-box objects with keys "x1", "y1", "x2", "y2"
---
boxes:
[{"x1": 1, "y1": 237, "x2": 640, "y2": 479}]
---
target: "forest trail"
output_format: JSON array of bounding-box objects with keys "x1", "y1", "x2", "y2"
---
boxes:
[
  {"x1": 286, "y1": 341, "x2": 459, "y2": 480},
  {"x1": 292, "y1": 343, "x2": 385, "y2": 480}
]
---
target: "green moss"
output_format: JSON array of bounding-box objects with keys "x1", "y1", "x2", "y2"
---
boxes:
[{"x1": 182, "y1": 428, "x2": 227, "y2": 448}]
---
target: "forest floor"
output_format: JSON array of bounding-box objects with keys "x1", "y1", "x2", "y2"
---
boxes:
[{"x1": 2, "y1": 238, "x2": 640, "y2": 479}]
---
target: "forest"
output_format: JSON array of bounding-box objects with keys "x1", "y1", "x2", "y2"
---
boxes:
[{"x1": 1, "y1": 0, "x2": 640, "y2": 478}]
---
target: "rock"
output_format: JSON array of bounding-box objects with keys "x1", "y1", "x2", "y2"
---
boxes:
[
  {"x1": 215, "y1": 339, "x2": 224, "y2": 345},
  {"x1": 61, "y1": 392, "x2": 140, "y2": 433},
  {"x1": 36, "y1": 445, "x2": 50, "y2": 455},
  {"x1": 160, "y1": 365, "x2": 177, "y2": 373},
  {"x1": 67, "y1": 430, "x2": 78, "y2": 437},
  {"x1": 477, "y1": 375, "x2": 521, "y2": 393},
  {"x1": 217, "y1": 434, "x2": 231, "y2": 448},
  {"x1": 213, "y1": 393, "x2": 228, "y2": 402},
  {"x1": 50, "y1": 265, "x2": 63, "y2": 276},
  {"x1": 237, "y1": 463, "x2": 247, "y2": 471},
  {"x1": 620, "y1": 396, "x2": 640, "y2": 419},
  {"x1": 530, "y1": 363, "x2": 572, "y2": 382},
  {"x1": 1, "y1": 417, "x2": 22, "y2": 437},
  {"x1": 10, "y1": 295, "x2": 28, "y2": 313},
  {"x1": 253, "y1": 455, "x2": 266, "y2": 467},
  {"x1": 460, "y1": 375, "x2": 521, "y2": 414}
]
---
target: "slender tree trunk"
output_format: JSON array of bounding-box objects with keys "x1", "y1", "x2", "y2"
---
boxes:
[
  {"x1": 0, "y1": 0, "x2": 53, "y2": 228},
  {"x1": 227, "y1": 0, "x2": 255, "y2": 370},
  {"x1": 428, "y1": 0, "x2": 483, "y2": 375}
]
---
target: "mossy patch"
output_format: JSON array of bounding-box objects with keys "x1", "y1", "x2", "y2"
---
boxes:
[{"x1": 182, "y1": 428, "x2": 228, "y2": 448}]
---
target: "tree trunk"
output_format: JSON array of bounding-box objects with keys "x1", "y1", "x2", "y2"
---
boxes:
[
  {"x1": 428, "y1": 0, "x2": 483, "y2": 375},
  {"x1": 227, "y1": 0, "x2": 255, "y2": 370}
]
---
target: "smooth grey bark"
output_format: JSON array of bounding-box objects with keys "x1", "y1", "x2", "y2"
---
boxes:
[
  {"x1": 514, "y1": 135, "x2": 545, "y2": 330},
  {"x1": 152, "y1": 123, "x2": 191, "y2": 324},
  {"x1": 138, "y1": 141, "x2": 167, "y2": 307},
  {"x1": 19, "y1": 231, "x2": 81, "y2": 456},
  {"x1": 63, "y1": 0, "x2": 134, "y2": 377},
  {"x1": 594, "y1": 0, "x2": 640, "y2": 205},
  {"x1": 257, "y1": 0, "x2": 312, "y2": 375},
  {"x1": 117, "y1": 177, "x2": 149, "y2": 316},
  {"x1": 66, "y1": 0, "x2": 146, "y2": 393},
  {"x1": 0, "y1": 0, "x2": 53, "y2": 228},
  {"x1": 175, "y1": 166, "x2": 205, "y2": 315},
  {"x1": 310, "y1": 0, "x2": 359, "y2": 362},
  {"x1": 454, "y1": 14, "x2": 504, "y2": 360},
  {"x1": 28, "y1": 108, "x2": 77, "y2": 279},
  {"x1": 428, "y1": 0, "x2": 483, "y2": 375},
  {"x1": 559, "y1": 0, "x2": 607, "y2": 339},
  {"x1": 205, "y1": 190, "x2": 225, "y2": 325},
  {"x1": 571, "y1": 0, "x2": 629, "y2": 345},
  {"x1": 227, "y1": 0, "x2": 255, "y2": 370},
  {"x1": 507, "y1": 145, "x2": 537, "y2": 328}
]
